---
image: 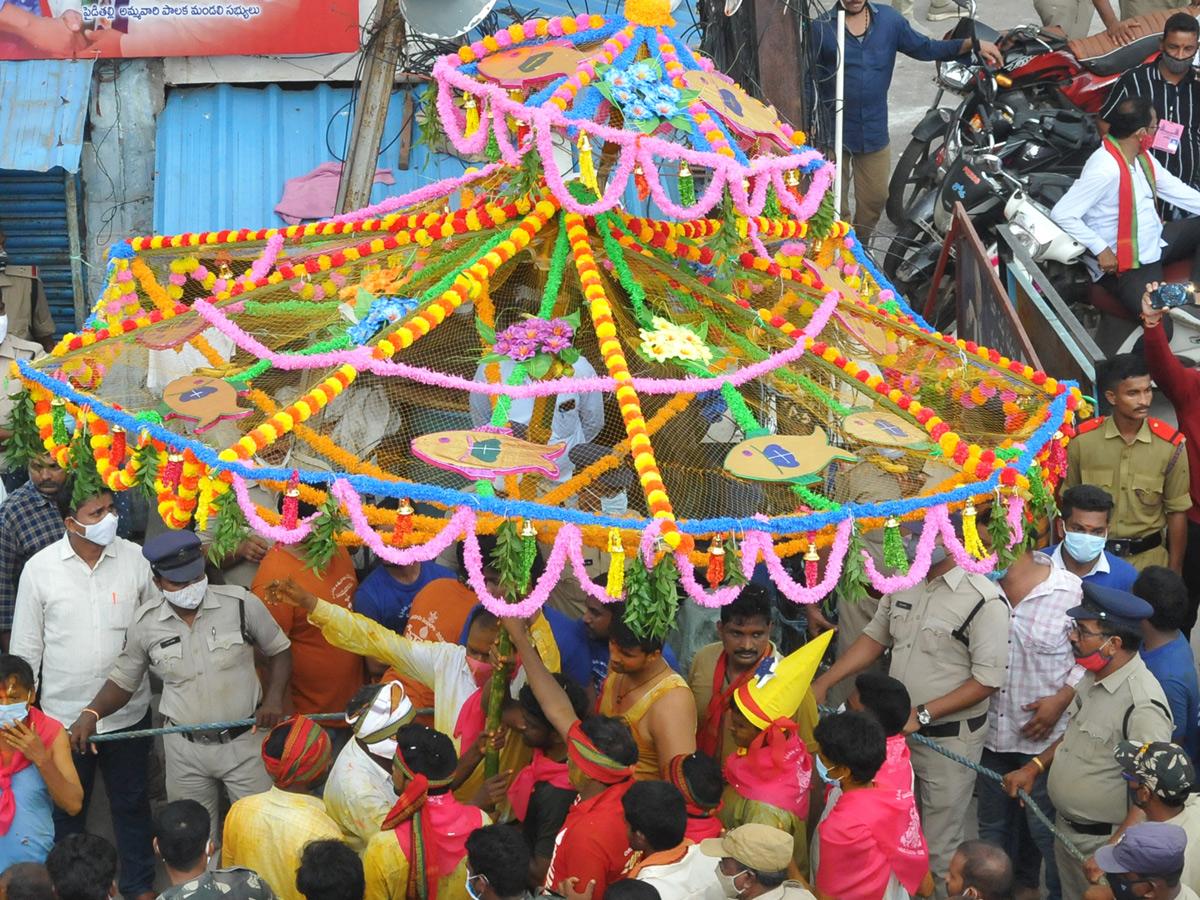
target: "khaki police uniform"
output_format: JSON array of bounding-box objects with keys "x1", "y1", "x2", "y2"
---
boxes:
[
  {"x1": 1046, "y1": 656, "x2": 1173, "y2": 900},
  {"x1": 0, "y1": 266, "x2": 55, "y2": 345},
  {"x1": 1063, "y1": 417, "x2": 1191, "y2": 571},
  {"x1": 107, "y1": 583, "x2": 291, "y2": 844},
  {"x1": 862, "y1": 566, "x2": 1010, "y2": 881}
]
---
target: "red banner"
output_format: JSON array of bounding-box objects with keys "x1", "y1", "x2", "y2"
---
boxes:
[{"x1": 0, "y1": 0, "x2": 360, "y2": 59}]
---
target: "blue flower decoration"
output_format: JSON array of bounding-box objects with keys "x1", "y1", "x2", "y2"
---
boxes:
[
  {"x1": 612, "y1": 86, "x2": 637, "y2": 105},
  {"x1": 348, "y1": 295, "x2": 420, "y2": 345},
  {"x1": 626, "y1": 102, "x2": 656, "y2": 121},
  {"x1": 628, "y1": 61, "x2": 659, "y2": 84},
  {"x1": 656, "y1": 84, "x2": 681, "y2": 103},
  {"x1": 653, "y1": 99, "x2": 679, "y2": 117}
]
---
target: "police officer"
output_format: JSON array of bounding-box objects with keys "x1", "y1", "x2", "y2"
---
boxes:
[
  {"x1": 1063, "y1": 353, "x2": 1191, "y2": 575},
  {"x1": 68, "y1": 531, "x2": 293, "y2": 845},
  {"x1": 811, "y1": 516, "x2": 1011, "y2": 888},
  {"x1": 0, "y1": 227, "x2": 56, "y2": 352},
  {"x1": 1003, "y1": 583, "x2": 1173, "y2": 900}
]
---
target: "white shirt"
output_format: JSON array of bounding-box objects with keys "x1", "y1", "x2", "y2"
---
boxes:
[
  {"x1": 324, "y1": 737, "x2": 395, "y2": 853},
  {"x1": 1049, "y1": 543, "x2": 1112, "y2": 579},
  {"x1": 632, "y1": 844, "x2": 723, "y2": 900},
  {"x1": 10, "y1": 535, "x2": 155, "y2": 732},
  {"x1": 1052, "y1": 144, "x2": 1200, "y2": 279}
]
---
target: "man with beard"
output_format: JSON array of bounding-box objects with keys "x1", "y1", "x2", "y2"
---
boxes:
[{"x1": 0, "y1": 452, "x2": 67, "y2": 651}]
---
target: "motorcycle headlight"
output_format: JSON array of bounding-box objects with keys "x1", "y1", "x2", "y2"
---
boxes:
[
  {"x1": 1007, "y1": 219, "x2": 1043, "y2": 259},
  {"x1": 936, "y1": 60, "x2": 977, "y2": 92}
]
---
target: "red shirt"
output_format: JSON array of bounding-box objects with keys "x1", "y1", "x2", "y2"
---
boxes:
[
  {"x1": 545, "y1": 780, "x2": 635, "y2": 900},
  {"x1": 1144, "y1": 323, "x2": 1200, "y2": 525}
]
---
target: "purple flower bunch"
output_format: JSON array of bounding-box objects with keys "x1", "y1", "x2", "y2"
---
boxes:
[{"x1": 492, "y1": 317, "x2": 575, "y2": 362}]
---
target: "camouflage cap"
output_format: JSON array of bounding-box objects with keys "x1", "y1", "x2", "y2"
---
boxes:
[{"x1": 1115, "y1": 741, "x2": 1196, "y2": 801}]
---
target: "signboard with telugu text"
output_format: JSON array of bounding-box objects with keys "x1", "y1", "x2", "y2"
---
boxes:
[{"x1": 0, "y1": 0, "x2": 359, "y2": 60}]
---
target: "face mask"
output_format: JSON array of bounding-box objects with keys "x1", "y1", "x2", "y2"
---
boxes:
[
  {"x1": 985, "y1": 566, "x2": 1009, "y2": 583},
  {"x1": 599, "y1": 493, "x2": 628, "y2": 516},
  {"x1": 1064, "y1": 531, "x2": 1107, "y2": 564},
  {"x1": 0, "y1": 315, "x2": 10, "y2": 346},
  {"x1": 466, "y1": 656, "x2": 493, "y2": 687},
  {"x1": 929, "y1": 546, "x2": 948, "y2": 566},
  {"x1": 715, "y1": 867, "x2": 750, "y2": 898},
  {"x1": 465, "y1": 874, "x2": 486, "y2": 900},
  {"x1": 163, "y1": 577, "x2": 208, "y2": 611},
  {"x1": 1128, "y1": 783, "x2": 1145, "y2": 809},
  {"x1": 72, "y1": 512, "x2": 119, "y2": 547},
  {"x1": 814, "y1": 755, "x2": 835, "y2": 784},
  {"x1": 1074, "y1": 636, "x2": 1114, "y2": 672},
  {"x1": 0, "y1": 701, "x2": 28, "y2": 728},
  {"x1": 253, "y1": 446, "x2": 292, "y2": 471},
  {"x1": 1111, "y1": 878, "x2": 1152, "y2": 900},
  {"x1": 1162, "y1": 52, "x2": 1192, "y2": 75},
  {"x1": 1139, "y1": 130, "x2": 1157, "y2": 154}
]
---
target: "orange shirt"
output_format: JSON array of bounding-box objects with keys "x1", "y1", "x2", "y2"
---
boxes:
[
  {"x1": 392, "y1": 579, "x2": 480, "y2": 724},
  {"x1": 252, "y1": 545, "x2": 365, "y2": 722}
]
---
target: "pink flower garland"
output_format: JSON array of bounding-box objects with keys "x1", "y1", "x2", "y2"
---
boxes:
[
  {"x1": 250, "y1": 234, "x2": 285, "y2": 281},
  {"x1": 674, "y1": 538, "x2": 759, "y2": 608},
  {"x1": 331, "y1": 164, "x2": 503, "y2": 223},
  {"x1": 233, "y1": 475, "x2": 317, "y2": 543},
  {"x1": 331, "y1": 480, "x2": 476, "y2": 565},
  {"x1": 461, "y1": 515, "x2": 575, "y2": 618},
  {"x1": 1005, "y1": 495, "x2": 1025, "y2": 548}
]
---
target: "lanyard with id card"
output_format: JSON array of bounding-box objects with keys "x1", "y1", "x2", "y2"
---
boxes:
[{"x1": 1154, "y1": 120, "x2": 1185, "y2": 154}]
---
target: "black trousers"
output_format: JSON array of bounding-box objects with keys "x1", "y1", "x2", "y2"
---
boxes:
[{"x1": 1101, "y1": 216, "x2": 1200, "y2": 320}]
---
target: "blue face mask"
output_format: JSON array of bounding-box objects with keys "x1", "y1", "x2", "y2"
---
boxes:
[
  {"x1": 599, "y1": 493, "x2": 628, "y2": 516},
  {"x1": 985, "y1": 566, "x2": 1009, "y2": 583},
  {"x1": 465, "y1": 874, "x2": 486, "y2": 900},
  {"x1": 814, "y1": 755, "x2": 841, "y2": 785},
  {"x1": 0, "y1": 701, "x2": 28, "y2": 728},
  {"x1": 1063, "y1": 531, "x2": 1107, "y2": 564}
]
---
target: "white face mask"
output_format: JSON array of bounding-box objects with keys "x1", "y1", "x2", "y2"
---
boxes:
[
  {"x1": 599, "y1": 493, "x2": 628, "y2": 516},
  {"x1": 0, "y1": 314, "x2": 10, "y2": 346},
  {"x1": 72, "y1": 512, "x2": 119, "y2": 547},
  {"x1": 163, "y1": 577, "x2": 208, "y2": 610},
  {"x1": 715, "y1": 866, "x2": 750, "y2": 898},
  {"x1": 0, "y1": 700, "x2": 28, "y2": 728}
]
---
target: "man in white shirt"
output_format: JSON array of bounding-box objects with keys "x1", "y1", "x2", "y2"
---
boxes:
[
  {"x1": 10, "y1": 487, "x2": 157, "y2": 900},
  {"x1": 1047, "y1": 485, "x2": 1139, "y2": 593},
  {"x1": 622, "y1": 780, "x2": 720, "y2": 900},
  {"x1": 1052, "y1": 94, "x2": 1200, "y2": 319}
]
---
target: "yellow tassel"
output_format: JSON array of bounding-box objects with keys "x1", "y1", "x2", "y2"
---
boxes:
[
  {"x1": 578, "y1": 133, "x2": 597, "y2": 194},
  {"x1": 963, "y1": 502, "x2": 987, "y2": 560},
  {"x1": 464, "y1": 93, "x2": 479, "y2": 137},
  {"x1": 606, "y1": 528, "x2": 625, "y2": 599}
]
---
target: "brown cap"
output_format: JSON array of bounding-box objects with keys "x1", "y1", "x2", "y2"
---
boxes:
[{"x1": 699, "y1": 824, "x2": 794, "y2": 872}]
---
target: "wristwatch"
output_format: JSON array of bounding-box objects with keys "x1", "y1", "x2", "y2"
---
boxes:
[{"x1": 917, "y1": 704, "x2": 932, "y2": 727}]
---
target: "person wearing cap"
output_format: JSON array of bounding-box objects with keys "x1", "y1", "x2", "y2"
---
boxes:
[
  {"x1": 1003, "y1": 582, "x2": 1173, "y2": 900},
  {"x1": 811, "y1": 515, "x2": 1010, "y2": 886},
  {"x1": 363, "y1": 722, "x2": 491, "y2": 900},
  {"x1": 1093, "y1": 822, "x2": 1199, "y2": 900},
  {"x1": 68, "y1": 529, "x2": 294, "y2": 849},
  {"x1": 1047, "y1": 485, "x2": 1138, "y2": 592},
  {"x1": 699, "y1": 823, "x2": 818, "y2": 900},
  {"x1": 1133, "y1": 568, "x2": 1200, "y2": 760},
  {"x1": 10, "y1": 485, "x2": 157, "y2": 900},
  {"x1": 505, "y1": 616, "x2": 640, "y2": 900},
  {"x1": 720, "y1": 631, "x2": 833, "y2": 875},
  {"x1": 223, "y1": 716, "x2": 341, "y2": 900},
  {"x1": 325, "y1": 682, "x2": 417, "y2": 853},
  {"x1": 620, "y1": 780, "x2": 720, "y2": 900},
  {"x1": 1114, "y1": 741, "x2": 1200, "y2": 894}
]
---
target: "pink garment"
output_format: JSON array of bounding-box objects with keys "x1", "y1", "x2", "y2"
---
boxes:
[
  {"x1": 507, "y1": 749, "x2": 572, "y2": 821},
  {"x1": 274, "y1": 162, "x2": 396, "y2": 225},
  {"x1": 393, "y1": 793, "x2": 485, "y2": 877},
  {"x1": 453, "y1": 686, "x2": 487, "y2": 750},
  {"x1": 817, "y1": 787, "x2": 930, "y2": 900},
  {"x1": 877, "y1": 733, "x2": 916, "y2": 798},
  {"x1": 723, "y1": 722, "x2": 812, "y2": 819}
]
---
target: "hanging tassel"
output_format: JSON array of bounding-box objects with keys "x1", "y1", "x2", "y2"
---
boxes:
[
  {"x1": 391, "y1": 500, "x2": 414, "y2": 546},
  {"x1": 520, "y1": 519, "x2": 538, "y2": 593},
  {"x1": 764, "y1": 184, "x2": 781, "y2": 218},
  {"x1": 963, "y1": 502, "x2": 987, "y2": 560},
  {"x1": 1047, "y1": 431, "x2": 1067, "y2": 481},
  {"x1": 51, "y1": 398, "x2": 68, "y2": 447},
  {"x1": 281, "y1": 469, "x2": 300, "y2": 529},
  {"x1": 707, "y1": 537, "x2": 725, "y2": 588},
  {"x1": 607, "y1": 528, "x2": 625, "y2": 599},
  {"x1": 804, "y1": 535, "x2": 820, "y2": 586},
  {"x1": 463, "y1": 93, "x2": 479, "y2": 137},
  {"x1": 163, "y1": 452, "x2": 184, "y2": 491},
  {"x1": 109, "y1": 425, "x2": 127, "y2": 467},
  {"x1": 679, "y1": 161, "x2": 694, "y2": 206},
  {"x1": 196, "y1": 477, "x2": 214, "y2": 533},
  {"x1": 634, "y1": 163, "x2": 650, "y2": 202},
  {"x1": 508, "y1": 89, "x2": 523, "y2": 137},
  {"x1": 883, "y1": 516, "x2": 910, "y2": 574},
  {"x1": 578, "y1": 133, "x2": 597, "y2": 194},
  {"x1": 783, "y1": 168, "x2": 801, "y2": 202},
  {"x1": 485, "y1": 127, "x2": 500, "y2": 163}
]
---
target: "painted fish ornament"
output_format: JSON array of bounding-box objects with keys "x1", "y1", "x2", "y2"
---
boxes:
[
  {"x1": 162, "y1": 375, "x2": 251, "y2": 433},
  {"x1": 724, "y1": 429, "x2": 857, "y2": 485},
  {"x1": 841, "y1": 410, "x2": 927, "y2": 448},
  {"x1": 411, "y1": 429, "x2": 567, "y2": 480}
]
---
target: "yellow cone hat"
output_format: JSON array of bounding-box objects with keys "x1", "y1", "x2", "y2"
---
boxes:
[{"x1": 734, "y1": 629, "x2": 834, "y2": 729}]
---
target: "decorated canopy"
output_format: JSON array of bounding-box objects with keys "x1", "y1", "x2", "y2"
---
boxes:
[{"x1": 9, "y1": 0, "x2": 1084, "y2": 636}]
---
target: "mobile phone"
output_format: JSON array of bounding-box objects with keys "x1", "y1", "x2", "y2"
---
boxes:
[{"x1": 1150, "y1": 282, "x2": 1195, "y2": 310}]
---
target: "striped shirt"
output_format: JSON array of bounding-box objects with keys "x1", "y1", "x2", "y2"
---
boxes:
[
  {"x1": 0, "y1": 481, "x2": 64, "y2": 629},
  {"x1": 1101, "y1": 56, "x2": 1200, "y2": 216}
]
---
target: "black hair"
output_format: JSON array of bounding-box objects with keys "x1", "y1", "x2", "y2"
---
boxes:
[
  {"x1": 1164, "y1": 11, "x2": 1199, "y2": 38},
  {"x1": 155, "y1": 800, "x2": 210, "y2": 870},
  {"x1": 264, "y1": 724, "x2": 291, "y2": 760},
  {"x1": 472, "y1": 535, "x2": 548, "y2": 589},
  {"x1": 467, "y1": 605, "x2": 500, "y2": 632},
  {"x1": 296, "y1": 840, "x2": 364, "y2": 900},
  {"x1": 1060, "y1": 484, "x2": 1115, "y2": 522},
  {"x1": 622, "y1": 781, "x2": 687, "y2": 852},
  {"x1": 1134, "y1": 566, "x2": 1189, "y2": 632},
  {"x1": 57, "y1": 484, "x2": 109, "y2": 522},
  {"x1": 345, "y1": 683, "x2": 383, "y2": 720},
  {"x1": 854, "y1": 673, "x2": 912, "y2": 737},
  {"x1": 680, "y1": 751, "x2": 724, "y2": 807},
  {"x1": 609, "y1": 616, "x2": 664, "y2": 655},
  {"x1": 812, "y1": 710, "x2": 887, "y2": 784},
  {"x1": 0, "y1": 655, "x2": 35, "y2": 693},
  {"x1": 395, "y1": 722, "x2": 458, "y2": 791},
  {"x1": 519, "y1": 674, "x2": 589, "y2": 729},
  {"x1": 1108, "y1": 96, "x2": 1156, "y2": 140},
  {"x1": 605, "y1": 880, "x2": 661, "y2": 900},
  {"x1": 0, "y1": 863, "x2": 54, "y2": 900},
  {"x1": 579, "y1": 715, "x2": 639, "y2": 767},
  {"x1": 957, "y1": 840, "x2": 1015, "y2": 900},
  {"x1": 1102, "y1": 352, "x2": 1151, "y2": 394},
  {"x1": 720, "y1": 585, "x2": 773, "y2": 627},
  {"x1": 748, "y1": 868, "x2": 788, "y2": 889},
  {"x1": 1102, "y1": 620, "x2": 1144, "y2": 652},
  {"x1": 465, "y1": 825, "x2": 531, "y2": 899},
  {"x1": 45, "y1": 835, "x2": 118, "y2": 900}
]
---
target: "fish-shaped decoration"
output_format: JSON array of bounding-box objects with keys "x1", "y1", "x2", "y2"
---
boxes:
[
  {"x1": 162, "y1": 374, "x2": 251, "y2": 433},
  {"x1": 841, "y1": 410, "x2": 927, "y2": 448},
  {"x1": 723, "y1": 429, "x2": 857, "y2": 485},
  {"x1": 411, "y1": 429, "x2": 567, "y2": 480}
]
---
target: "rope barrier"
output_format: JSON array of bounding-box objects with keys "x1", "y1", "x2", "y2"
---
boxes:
[{"x1": 87, "y1": 709, "x2": 437, "y2": 743}]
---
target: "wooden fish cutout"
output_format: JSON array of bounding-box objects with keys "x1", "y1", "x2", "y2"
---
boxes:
[
  {"x1": 724, "y1": 429, "x2": 857, "y2": 485},
  {"x1": 411, "y1": 429, "x2": 567, "y2": 480},
  {"x1": 841, "y1": 409, "x2": 927, "y2": 448},
  {"x1": 162, "y1": 374, "x2": 251, "y2": 433}
]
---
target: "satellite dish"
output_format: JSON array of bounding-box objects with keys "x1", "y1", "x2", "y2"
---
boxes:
[{"x1": 399, "y1": 0, "x2": 498, "y2": 39}]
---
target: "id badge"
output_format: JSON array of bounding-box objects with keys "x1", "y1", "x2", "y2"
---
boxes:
[{"x1": 1154, "y1": 120, "x2": 1185, "y2": 154}]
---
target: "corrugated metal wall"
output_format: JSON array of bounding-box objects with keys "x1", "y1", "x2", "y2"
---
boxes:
[{"x1": 0, "y1": 170, "x2": 84, "y2": 337}]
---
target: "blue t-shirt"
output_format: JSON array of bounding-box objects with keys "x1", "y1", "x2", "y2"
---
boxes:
[
  {"x1": 353, "y1": 561, "x2": 456, "y2": 634},
  {"x1": 1045, "y1": 544, "x2": 1138, "y2": 592},
  {"x1": 456, "y1": 604, "x2": 593, "y2": 691},
  {"x1": 1141, "y1": 633, "x2": 1200, "y2": 761}
]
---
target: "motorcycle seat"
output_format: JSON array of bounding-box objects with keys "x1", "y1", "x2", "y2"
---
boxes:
[
  {"x1": 1068, "y1": 6, "x2": 1197, "y2": 75},
  {"x1": 1088, "y1": 258, "x2": 1192, "y2": 321}
]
